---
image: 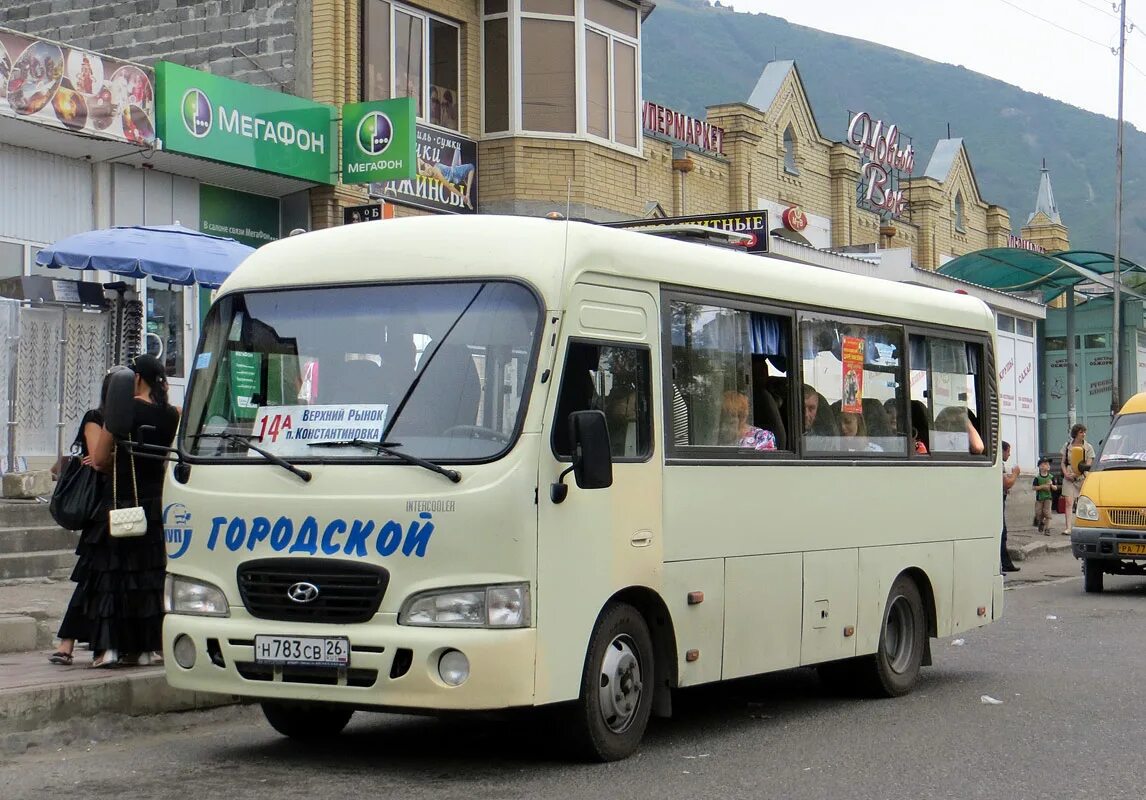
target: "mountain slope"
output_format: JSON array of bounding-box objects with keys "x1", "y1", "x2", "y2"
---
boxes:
[{"x1": 642, "y1": 0, "x2": 1145, "y2": 260}]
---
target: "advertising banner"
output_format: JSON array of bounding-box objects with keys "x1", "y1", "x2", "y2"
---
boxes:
[
  {"x1": 997, "y1": 336, "x2": 1016, "y2": 413},
  {"x1": 155, "y1": 61, "x2": 336, "y2": 184},
  {"x1": 841, "y1": 336, "x2": 865, "y2": 413},
  {"x1": 0, "y1": 29, "x2": 155, "y2": 144},
  {"x1": 369, "y1": 124, "x2": 478, "y2": 214},
  {"x1": 199, "y1": 184, "x2": 280, "y2": 249},
  {"x1": 1015, "y1": 338, "x2": 1035, "y2": 414},
  {"x1": 607, "y1": 210, "x2": 770, "y2": 253},
  {"x1": 341, "y1": 98, "x2": 415, "y2": 184}
]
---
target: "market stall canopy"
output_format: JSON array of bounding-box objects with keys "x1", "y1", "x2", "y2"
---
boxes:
[
  {"x1": 938, "y1": 248, "x2": 1146, "y2": 304},
  {"x1": 35, "y1": 224, "x2": 254, "y2": 289}
]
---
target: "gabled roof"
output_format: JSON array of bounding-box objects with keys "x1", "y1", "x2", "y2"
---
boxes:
[
  {"x1": 748, "y1": 60, "x2": 795, "y2": 111},
  {"x1": 924, "y1": 138, "x2": 963, "y2": 181}
]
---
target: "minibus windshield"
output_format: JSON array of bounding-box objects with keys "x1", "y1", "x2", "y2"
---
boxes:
[
  {"x1": 1095, "y1": 413, "x2": 1146, "y2": 470},
  {"x1": 183, "y1": 281, "x2": 542, "y2": 462}
]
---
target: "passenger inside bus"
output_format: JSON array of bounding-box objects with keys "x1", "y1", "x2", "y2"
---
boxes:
[{"x1": 719, "y1": 390, "x2": 777, "y2": 451}]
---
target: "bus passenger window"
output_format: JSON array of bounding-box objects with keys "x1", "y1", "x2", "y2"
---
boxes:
[
  {"x1": 799, "y1": 315, "x2": 908, "y2": 456},
  {"x1": 552, "y1": 343, "x2": 652, "y2": 460},
  {"x1": 668, "y1": 299, "x2": 793, "y2": 454},
  {"x1": 910, "y1": 335, "x2": 989, "y2": 456}
]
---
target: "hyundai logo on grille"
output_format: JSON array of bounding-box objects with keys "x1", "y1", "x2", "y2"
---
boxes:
[{"x1": 287, "y1": 581, "x2": 320, "y2": 604}]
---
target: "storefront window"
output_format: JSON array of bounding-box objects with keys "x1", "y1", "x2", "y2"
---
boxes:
[
  {"x1": 362, "y1": 1, "x2": 461, "y2": 131},
  {"x1": 146, "y1": 278, "x2": 185, "y2": 379}
]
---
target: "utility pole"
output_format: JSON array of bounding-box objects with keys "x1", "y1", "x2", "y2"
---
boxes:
[{"x1": 1112, "y1": 0, "x2": 1127, "y2": 415}]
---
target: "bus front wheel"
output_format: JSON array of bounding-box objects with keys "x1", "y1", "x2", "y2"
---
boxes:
[
  {"x1": 567, "y1": 602, "x2": 655, "y2": 762},
  {"x1": 260, "y1": 701, "x2": 354, "y2": 741},
  {"x1": 856, "y1": 575, "x2": 926, "y2": 698},
  {"x1": 1083, "y1": 559, "x2": 1104, "y2": 593}
]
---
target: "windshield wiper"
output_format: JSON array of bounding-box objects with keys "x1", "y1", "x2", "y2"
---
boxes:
[
  {"x1": 195, "y1": 432, "x2": 312, "y2": 482},
  {"x1": 308, "y1": 439, "x2": 461, "y2": 483}
]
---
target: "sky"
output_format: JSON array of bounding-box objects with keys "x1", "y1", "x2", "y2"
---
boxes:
[{"x1": 719, "y1": 0, "x2": 1146, "y2": 130}]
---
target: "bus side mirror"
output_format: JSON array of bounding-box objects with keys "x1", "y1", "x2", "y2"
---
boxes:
[
  {"x1": 103, "y1": 366, "x2": 136, "y2": 438},
  {"x1": 551, "y1": 410, "x2": 613, "y2": 503}
]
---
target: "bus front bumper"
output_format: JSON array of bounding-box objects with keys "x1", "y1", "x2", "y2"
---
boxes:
[
  {"x1": 163, "y1": 614, "x2": 538, "y2": 711},
  {"x1": 1071, "y1": 527, "x2": 1146, "y2": 572}
]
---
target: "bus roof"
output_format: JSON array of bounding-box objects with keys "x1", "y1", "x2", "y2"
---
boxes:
[{"x1": 222, "y1": 215, "x2": 996, "y2": 333}]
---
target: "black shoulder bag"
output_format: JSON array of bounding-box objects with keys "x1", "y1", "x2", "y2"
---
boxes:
[{"x1": 49, "y1": 418, "x2": 104, "y2": 531}]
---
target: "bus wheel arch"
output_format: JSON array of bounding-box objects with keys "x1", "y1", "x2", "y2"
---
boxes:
[
  {"x1": 608, "y1": 586, "x2": 678, "y2": 718},
  {"x1": 856, "y1": 571, "x2": 928, "y2": 697},
  {"x1": 899, "y1": 567, "x2": 937, "y2": 666}
]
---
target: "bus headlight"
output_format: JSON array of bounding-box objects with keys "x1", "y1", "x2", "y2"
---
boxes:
[
  {"x1": 400, "y1": 584, "x2": 530, "y2": 628},
  {"x1": 1076, "y1": 496, "x2": 1100, "y2": 521},
  {"x1": 165, "y1": 574, "x2": 230, "y2": 617}
]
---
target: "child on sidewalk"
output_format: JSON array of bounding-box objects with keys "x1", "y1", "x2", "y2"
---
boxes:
[{"x1": 1032, "y1": 457, "x2": 1058, "y2": 535}]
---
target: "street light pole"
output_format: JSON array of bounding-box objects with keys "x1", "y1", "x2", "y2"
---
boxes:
[{"x1": 1112, "y1": 0, "x2": 1127, "y2": 415}]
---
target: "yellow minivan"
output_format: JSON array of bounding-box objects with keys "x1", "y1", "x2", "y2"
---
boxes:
[{"x1": 1071, "y1": 392, "x2": 1146, "y2": 592}]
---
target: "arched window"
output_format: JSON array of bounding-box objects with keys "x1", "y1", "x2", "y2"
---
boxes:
[
  {"x1": 954, "y1": 191, "x2": 965, "y2": 233},
  {"x1": 783, "y1": 124, "x2": 798, "y2": 174}
]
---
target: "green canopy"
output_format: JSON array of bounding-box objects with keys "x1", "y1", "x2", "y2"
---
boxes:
[{"x1": 938, "y1": 248, "x2": 1146, "y2": 303}]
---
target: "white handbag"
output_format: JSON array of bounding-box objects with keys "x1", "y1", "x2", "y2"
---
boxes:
[{"x1": 108, "y1": 442, "x2": 148, "y2": 538}]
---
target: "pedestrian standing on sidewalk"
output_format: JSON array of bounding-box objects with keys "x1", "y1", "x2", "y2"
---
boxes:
[
  {"x1": 1059, "y1": 424, "x2": 1096, "y2": 537},
  {"x1": 47, "y1": 372, "x2": 113, "y2": 666},
  {"x1": 1001, "y1": 441, "x2": 1021, "y2": 573},
  {"x1": 1032, "y1": 457, "x2": 1058, "y2": 536},
  {"x1": 82, "y1": 355, "x2": 179, "y2": 668}
]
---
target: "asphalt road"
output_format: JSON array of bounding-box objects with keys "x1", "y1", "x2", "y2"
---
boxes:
[{"x1": 4, "y1": 550, "x2": 1144, "y2": 800}]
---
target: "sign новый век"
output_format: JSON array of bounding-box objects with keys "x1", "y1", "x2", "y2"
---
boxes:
[
  {"x1": 341, "y1": 98, "x2": 416, "y2": 184},
  {"x1": 847, "y1": 111, "x2": 914, "y2": 219},
  {"x1": 155, "y1": 61, "x2": 337, "y2": 184}
]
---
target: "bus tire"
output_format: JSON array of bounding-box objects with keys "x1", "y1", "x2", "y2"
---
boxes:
[
  {"x1": 856, "y1": 575, "x2": 926, "y2": 698},
  {"x1": 260, "y1": 701, "x2": 354, "y2": 740},
  {"x1": 567, "y1": 602, "x2": 655, "y2": 762},
  {"x1": 1083, "y1": 559, "x2": 1104, "y2": 593}
]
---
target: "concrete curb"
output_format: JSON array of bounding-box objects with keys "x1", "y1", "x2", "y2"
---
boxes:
[
  {"x1": 0, "y1": 665, "x2": 238, "y2": 736},
  {"x1": 1011, "y1": 539, "x2": 1074, "y2": 562}
]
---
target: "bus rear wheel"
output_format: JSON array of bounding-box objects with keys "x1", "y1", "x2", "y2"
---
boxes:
[
  {"x1": 260, "y1": 701, "x2": 354, "y2": 741},
  {"x1": 856, "y1": 575, "x2": 926, "y2": 698},
  {"x1": 567, "y1": 602, "x2": 655, "y2": 762}
]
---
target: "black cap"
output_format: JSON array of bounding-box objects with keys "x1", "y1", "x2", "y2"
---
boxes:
[{"x1": 130, "y1": 354, "x2": 167, "y2": 386}]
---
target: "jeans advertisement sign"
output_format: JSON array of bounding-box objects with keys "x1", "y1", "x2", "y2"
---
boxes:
[{"x1": 369, "y1": 124, "x2": 477, "y2": 214}]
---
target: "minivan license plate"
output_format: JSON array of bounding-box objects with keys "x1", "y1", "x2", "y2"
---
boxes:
[
  {"x1": 1117, "y1": 542, "x2": 1146, "y2": 556},
  {"x1": 254, "y1": 635, "x2": 350, "y2": 667}
]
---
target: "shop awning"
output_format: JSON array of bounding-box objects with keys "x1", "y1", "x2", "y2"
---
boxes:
[
  {"x1": 36, "y1": 224, "x2": 254, "y2": 289},
  {"x1": 938, "y1": 248, "x2": 1146, "y2": 303}
]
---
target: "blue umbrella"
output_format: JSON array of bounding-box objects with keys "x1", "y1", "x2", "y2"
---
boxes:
[{"x1": 35, "y1": 224, "x2": 255, "y2": 289}]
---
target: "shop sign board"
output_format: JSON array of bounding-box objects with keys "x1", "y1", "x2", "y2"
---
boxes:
[
  {"x1": 369, "y1": 124, "x2": 478, "y2": 214},
  {"x1": 341, "y1": 98, "x2": 416, "y2": 184},
  {"x1": 606, "y1": 210, "x2": 770, "y2": 253},
  {"x1": 343, "y1": 203, "x2": 394, "y2": 224},
  {"x1": 0, "y1": 29, "x2": 155, "y2": 145},
  {"x1": 155, "y1": 61, "x2": 337, "y2": 184},
  {"x1": 782, "y1": 206, "x2": 808, "y2": 232},
  {"x1": 847, "y1": 110, "x2": 914, "y2": 219},
  {"x1": 642, "y1": 101, "x2": 724, "y2": 156},
  {"x1": 199, "y1": 184, "x2": 280, "y2": 250},
  {"x1": 1007, "y1": 234, "x2": 1046, "y2": 253}
]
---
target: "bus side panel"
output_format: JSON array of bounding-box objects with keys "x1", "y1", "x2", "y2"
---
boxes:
[
  {"x1": 722, "y1": 553, "x2": 802, "y2": 679},
  {"x1": 663, "y1": 558, "x2": 726, "y2": 686},
  {"x1": 800, "y1": 549, "x2": 859, "y2": 666},
  {"x1": 856, "y1": 543, "x2": 954, "y2": 655},
  {"x1": 952, "y1": 538, "x2": 1003, "y2": 631}
]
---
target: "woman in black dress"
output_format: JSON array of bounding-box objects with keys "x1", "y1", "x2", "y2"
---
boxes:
[
  {"x1": 47, "y1": 373, "x2": 113, "y2": 665},
  {"x1": 85, "y1": 355, "x2": 180, "y2": 668}
]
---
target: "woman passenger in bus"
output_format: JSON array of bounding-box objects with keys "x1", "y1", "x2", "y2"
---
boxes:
[{"x1": 720, "y1": 391, "x2": 776, "y2": 451}]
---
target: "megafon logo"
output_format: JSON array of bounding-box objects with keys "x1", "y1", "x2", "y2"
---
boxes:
[
  {"x1": 356, "y1": 111, "x2": 393, "y2": 156},
  {"x1": 181, "y1": 88, "x2": 212, "y2": 138}
]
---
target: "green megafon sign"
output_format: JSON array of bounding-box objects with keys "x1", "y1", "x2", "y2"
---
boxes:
[
  {"x1": 341, "y1": 98, "x2": 416, "y2": 184},
  {"x1": 156, "y1": 61, "x2": 337, "y2": 184}
]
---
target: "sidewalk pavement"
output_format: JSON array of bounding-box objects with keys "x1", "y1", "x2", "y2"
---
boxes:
[{"x1": 0, "y1": 476, "x2": 1074, "y2": 740}]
